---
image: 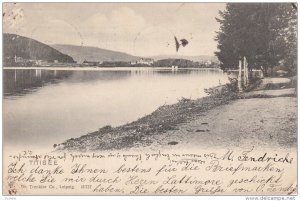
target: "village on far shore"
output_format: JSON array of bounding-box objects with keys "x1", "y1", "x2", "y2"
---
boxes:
[
  {"x1": 10, "y1": 55, "x2": 219, "y2": 68},
  {"x1": 3, "y1": 33, "x2": 220, "y2": 69}
]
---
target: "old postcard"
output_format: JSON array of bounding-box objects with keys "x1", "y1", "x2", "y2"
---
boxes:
[{"x1": 2, "y1": 2, "x2": 297, "y2": 197}]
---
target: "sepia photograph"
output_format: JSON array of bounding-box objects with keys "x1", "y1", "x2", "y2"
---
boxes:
[{"x1": 2, "y1": 1, "x2": 298, "y2": 198}]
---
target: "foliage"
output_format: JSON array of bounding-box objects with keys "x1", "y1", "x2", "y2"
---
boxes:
[
  {"x1": 215, "y1": 3, "x2": 297, "y2": 75},
  {"x1": 177, "y1": 97, "x2": 192, "y2": 103},
  {"x1": 154, "y1": 59, "x2": 219, "y2": 68},
  {"x1": 204, "y1": 77, "x2": 239, "y2": 99},
  {"x1": 154, "y1": 59, "x2": 196, "y2": 67}
]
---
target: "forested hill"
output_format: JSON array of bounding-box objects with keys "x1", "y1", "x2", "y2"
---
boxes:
[
  {"x1": 52, "y1": 44, "x2": 138, "y2": 63},
  {"x1": 3, "y1": 33, "x2": 75, "y2": 65}
]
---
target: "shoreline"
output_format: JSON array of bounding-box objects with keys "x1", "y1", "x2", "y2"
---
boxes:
[
  {"x1": 55, "y1": 77, "x2": 297, "y2": 152},
  {"x1": 55, "y1": 85, "x2": 236, "y2": 152},
  {"x1": 3, "y1": 66, "x2": 222, "y2": 71}
]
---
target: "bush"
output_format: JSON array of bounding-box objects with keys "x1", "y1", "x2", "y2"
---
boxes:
[{"x1": 204, "y1": 78, "x2": 239, "y2": 99}]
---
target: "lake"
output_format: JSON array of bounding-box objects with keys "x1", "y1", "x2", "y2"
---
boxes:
[{"x1": 3, "y1": 67, "x2": 229, "y2": 149}]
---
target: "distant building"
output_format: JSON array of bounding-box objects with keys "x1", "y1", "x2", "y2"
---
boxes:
[
  {"x1": 130, "y1": 60, "x2": 137, "y2": 65},
  {"x1": 204, "y1": 60, "x2": 212, "y2": 66},
  {"x1": 34, "y1": 60, "x2": 49, "y2": 66},
  {"x1": 14, "y1": 55, "x2": 24, "y2": 63},
  {"x1": 82, "y1": 60, "x2": 102, "y2": 66},
  {"x1": 131, "y1": 58, "x2": 154, "y2": 66},
  {"x1": 139, "y1": 58, "x2": 154, "y2": 65}
]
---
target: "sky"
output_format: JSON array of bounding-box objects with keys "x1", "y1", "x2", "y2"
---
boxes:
[{"x1": 3, "y1": 3, "x2": 226, "y2": 57}]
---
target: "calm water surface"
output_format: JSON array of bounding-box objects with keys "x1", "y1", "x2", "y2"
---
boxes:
[{"x1": 3, "y1": 68, "x2": 229, "y2": 149}]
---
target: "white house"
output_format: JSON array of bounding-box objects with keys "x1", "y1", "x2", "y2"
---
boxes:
[{"x1": 131, "y1": 58, "x2": 154, "y2": 66}]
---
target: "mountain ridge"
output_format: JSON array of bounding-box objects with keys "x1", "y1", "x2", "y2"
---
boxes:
[
  {"x1": 51, "y1": 44, "x2": 139, "y2": 63},
  {"x1": 52, "y1": 44, "x2": 217, "y2": 63}
]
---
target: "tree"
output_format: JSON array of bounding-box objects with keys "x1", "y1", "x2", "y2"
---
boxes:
[
  {"x1": 279, "y1": 4, "x2": 297, "y2": 74},
  {"x1": 215, "y1": 3, "x2": 297, "y2": 76}
]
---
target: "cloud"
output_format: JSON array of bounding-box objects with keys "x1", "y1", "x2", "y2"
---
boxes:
[
  {"x1": 29, "y1": 18, "x2": 84, "y2": 46},
  {"x1": 86, "y1": 12, "x2": 108, "y2": 28},
  {"x1": 85, "y1": 7, "x2": 146, "y2": 34},
  {"x1": 110, "y1": 7, "x2": 146, "y2": 31}
]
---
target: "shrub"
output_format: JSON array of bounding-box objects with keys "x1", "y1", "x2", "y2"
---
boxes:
[{"x1": 204, "y1": 77, "x2": 239, "y2": 99}]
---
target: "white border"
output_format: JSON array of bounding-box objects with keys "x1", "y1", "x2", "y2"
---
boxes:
[{"x1": 1, "y1": 1, "x2": 298, "y2": 201}]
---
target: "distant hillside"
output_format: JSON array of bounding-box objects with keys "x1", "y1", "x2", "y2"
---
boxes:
[
  {"x1": 151, "y1": 55, "x2": 218, "y2": 62},
  {"x1": 51, "y1": 44, "x2": 218, "y2": 64},
  {"x1": 52, "y1": 44, "x2": 139, "y2": 63},
  {"x1": 3, "y1": 33, "x2": 75, "y2": 66}
]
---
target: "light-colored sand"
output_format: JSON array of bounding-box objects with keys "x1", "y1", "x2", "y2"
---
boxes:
[
  {"x1": 261, "y1": 77, "x2": 291, "y2": 84},
  {"x1": 246, "y1": 88, "x2": 295, "y2": 97},
  {"x1": 140, "y1": 96, "x2": 297, "y2": 151}
]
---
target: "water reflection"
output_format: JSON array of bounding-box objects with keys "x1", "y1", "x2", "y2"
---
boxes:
[
  {"x1": 66, "y1": 71, "x2": 131, "y2": 83},
  {"x1": 4, "y1": 69, "x2": 73, "y2": 97},
  {"x1": 4, "y1": 68, "x2": 223, "y2": 97},
  {"x1": 3, "y1": 68, "x2": 228, "y2": 149}
]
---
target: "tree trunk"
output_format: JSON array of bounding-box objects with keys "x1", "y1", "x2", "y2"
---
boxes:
[
  {"x1": 243, "y1": 57, "x2": 248, "y2": 86},
  {"x1": 238, "y1": 59, "x2": 242, "y2": 92}
]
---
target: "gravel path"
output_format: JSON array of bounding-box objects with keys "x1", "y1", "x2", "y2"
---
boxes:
[{"x1": 142, "y1": 97, "x2": 297, "y2": 151}]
